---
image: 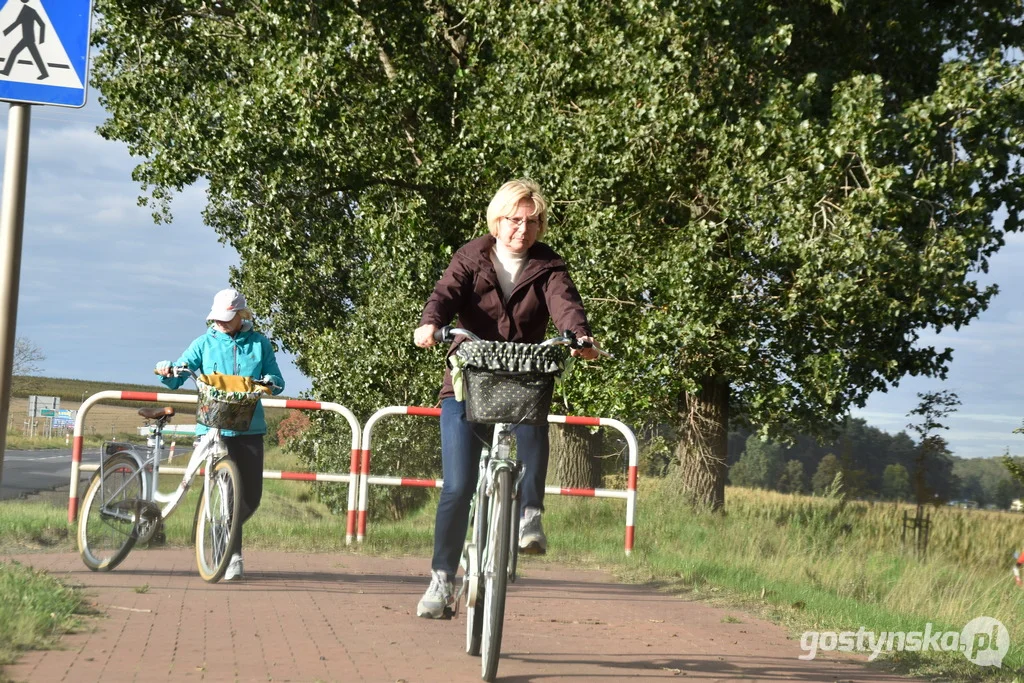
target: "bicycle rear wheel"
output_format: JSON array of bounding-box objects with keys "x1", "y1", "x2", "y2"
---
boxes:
[
  {"x1": 481, "y1": 467, "x2": 512, "y2": 681},
  {"x1": 193, "y1": 458, "x2": 242, "y2": 583},
  {"x1": 77, "y1": 453, "x2": 143, "y2": 571}
]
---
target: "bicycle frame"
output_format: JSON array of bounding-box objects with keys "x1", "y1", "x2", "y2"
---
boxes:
[
  {"x1": 96, "y1": 423, "x2": 227, "y2": 533},
  {"x1": 457, "y1": 426, "x2": 523, "y2": 615}
]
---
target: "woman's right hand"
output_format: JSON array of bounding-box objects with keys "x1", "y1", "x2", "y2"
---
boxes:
[
  {"x1": 414, "y1": 324, "x2": 438, "y2": 348},
  {"x1": 154, "y1": 360, "x2": 173, "y2": 377}
]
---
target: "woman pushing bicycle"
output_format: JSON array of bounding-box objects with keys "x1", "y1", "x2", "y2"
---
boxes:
[
  {"x1": 413, "y1": 179, "x2": 600, "y2": 618},
  {"x1": 155, "y1": 288, "x2": 285, "y2": 581}
]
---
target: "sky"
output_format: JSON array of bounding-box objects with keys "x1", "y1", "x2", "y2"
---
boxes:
[
  {"x1": 1, "y1": 97, "x2": 1022, "y2": 461},
  {"x1": 0, "y1": 97, "x2": 315, "y2": 398}
]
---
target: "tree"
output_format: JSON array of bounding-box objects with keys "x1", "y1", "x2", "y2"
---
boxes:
[
  {"x1": 13, "y1": 337, "x2": 44, "y2": 375},
  {"x1": 729, "y1": 434, "x2": 784, "y2": 489},
  {"x1": 812, "y1": 454, "x2": 843, "y2": 495},
  {"x1": 92, "y1": 1, "x2": 1024, "y2": 511},
  {"x1": 776, "y1": 460, "x2": 805, "y2": 494},
  {"x1": 551, "y1": 425, "x2": 602, "y2": 489},
  {"x1": 906, "y1": 390, "x2": 961, "y2": 505},
  {"x1": 880, "y1": 464, "x2": 911, "y2": 501},
  {"x1": 993, "y1": 478, "x2": 1022, "y2": 510}
]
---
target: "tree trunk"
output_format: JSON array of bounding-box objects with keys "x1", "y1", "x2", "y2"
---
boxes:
[
  {"x1": 674, "y1": 375, "x2": 730, "y2": 510},
  {"x1": 551, "y1": 424, "x2": 602, "y2": 489}
]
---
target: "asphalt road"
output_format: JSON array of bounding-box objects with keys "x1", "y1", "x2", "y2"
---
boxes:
[
  {"x1": 1, "y1": 443, "x2": 195, "y2": 502},
  {"x1": 0, "y1": 448, "x2": 94, "y2": 501}
]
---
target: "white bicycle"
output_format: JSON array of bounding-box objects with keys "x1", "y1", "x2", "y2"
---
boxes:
[{"x1": 76, "y1": 366, "x2": 272, "y2": 582}]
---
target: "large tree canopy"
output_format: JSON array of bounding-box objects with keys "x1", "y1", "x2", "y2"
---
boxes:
[{"x1": 94, "y1": 0, "x2": 1024, "y2": 508}]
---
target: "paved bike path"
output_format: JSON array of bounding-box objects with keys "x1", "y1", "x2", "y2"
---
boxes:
[{"x1": 5, "y1": 550, "x2": 912, "y2": 682}]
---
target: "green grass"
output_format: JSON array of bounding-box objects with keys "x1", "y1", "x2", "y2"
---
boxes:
[
  {"x1": 3, "y1": 447, "x2": 1024, "y2": 681},
  {"x1": 0, "y1": 561, "x2": 89, "y2": 675},
  {"x1": 4, "y1": 433, "x2": 126, "y2": 451}
]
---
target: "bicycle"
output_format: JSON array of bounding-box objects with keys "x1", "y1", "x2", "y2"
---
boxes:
[
  {"x1": 432, "y1": 326, "x2": 606, "y2": 682},
  {"x1": 76, "y1": 366, "x2": 273, "y2": 582}
]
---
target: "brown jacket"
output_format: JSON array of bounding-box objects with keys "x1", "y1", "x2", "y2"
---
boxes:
[{"x1": 420, "y1": 235, "x2": 592, "y2": 399}]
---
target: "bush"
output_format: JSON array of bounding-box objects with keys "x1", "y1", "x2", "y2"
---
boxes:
[{"x1": 276, "y1": 410, "x2": 311, "y2": 446}]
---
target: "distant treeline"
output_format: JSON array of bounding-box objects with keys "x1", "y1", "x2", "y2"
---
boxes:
[
  {"x1": 723, "y1": 418, "x2": 1024, "y2": 508},
  {"x1": 11, "y1": 375, "x2": 190, "y2": 403}
]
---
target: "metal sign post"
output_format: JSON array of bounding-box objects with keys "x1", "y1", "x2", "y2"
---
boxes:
[{"x1": 0, "y1": 102, "x2": 30, "y2": 481}]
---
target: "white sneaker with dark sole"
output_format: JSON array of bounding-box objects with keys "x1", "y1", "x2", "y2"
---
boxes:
[
  {"x1": 417, "y1": 570, "x2": 453, "y2": 618},
  {"x1": 519, "y1": 507, "x2": 547, "y2": 555},
  {"x1": 224, "y1": 553, "x2": 244, "y2": 581}
]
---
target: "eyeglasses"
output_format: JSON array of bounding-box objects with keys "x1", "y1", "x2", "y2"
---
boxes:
[{"x1": 502, "y1": 216, "x2": 540, "y2": 229}]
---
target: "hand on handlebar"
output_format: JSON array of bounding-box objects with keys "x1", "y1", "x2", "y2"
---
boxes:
[
  {"x1": 154, "y1": 360, "x2": 174, "y2": 378},
  {"x1": 414, "y1": 324, "x2": 438, "y2": 348},
  {"x1": 255, "y1": 375, "x2": 281, "y2": 391},
  {"x1": 572, "y1": 335, "x2": 602, "y2": 361}
]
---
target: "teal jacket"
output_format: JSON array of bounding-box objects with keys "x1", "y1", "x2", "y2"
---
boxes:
[{"x1": 160, "y1": 321, "x2": 285, "y2": 436}]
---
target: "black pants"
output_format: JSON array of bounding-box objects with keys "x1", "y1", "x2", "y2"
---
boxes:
[{"x1": 222, "y1": 433, "x2": 265, "y2": 556}]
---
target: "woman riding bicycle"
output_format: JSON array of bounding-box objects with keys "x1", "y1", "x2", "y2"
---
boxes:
[
  {"x1": 155, "y1": 288, "x2": 285, "y2": 581},
  {"x1": 413, "y1": 179, "x2": 600, "y2": 618}
]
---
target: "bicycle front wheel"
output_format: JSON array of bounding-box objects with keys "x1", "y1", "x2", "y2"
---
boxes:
[
  {"x1": 481, "y1": 467, "x2": 512, "y2": 682},
  {"x1": 193, "y1": 458, "x2": 242, "y2": 583},
  {"x1": 77, "y1": 453, "x2": 143, "y2": 571}
]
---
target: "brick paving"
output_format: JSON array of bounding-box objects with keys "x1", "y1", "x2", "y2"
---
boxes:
[{"x1": 4, "y1": 550, "x2": 914, "y2": 682}]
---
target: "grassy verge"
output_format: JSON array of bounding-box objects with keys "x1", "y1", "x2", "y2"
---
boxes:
[
  {"x1": 3, "y1": 434, "x2": 118, "y2": 451},
  {"x1": 0, "y1": 560, "x2": 89, "y2": 679},
  {"x1": 2, "y1": 447, "x2": 1023, "y2": 681}
]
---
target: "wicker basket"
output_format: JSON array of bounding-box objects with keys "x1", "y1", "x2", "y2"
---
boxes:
[
  {"x1": 195, "y1": 375, "x2": 265, "y2": 431},
  {"x1": 455, "y1": 341, "x2": 567, "y2": 426}
]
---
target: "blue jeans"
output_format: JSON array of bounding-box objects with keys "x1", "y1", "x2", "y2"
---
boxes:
[{"x1": 431, "y1": 397, "x2": 549, "y2": 575}]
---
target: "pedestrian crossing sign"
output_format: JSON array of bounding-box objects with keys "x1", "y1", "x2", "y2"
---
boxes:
[{"x1": 0, "y1": 0, "x2": 92, "y2": 107}]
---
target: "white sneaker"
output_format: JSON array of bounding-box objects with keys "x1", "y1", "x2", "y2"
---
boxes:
[
  {"x1": 519, "y1": 507, "x2": 547, "y2": 555},
  {"x1": 224, "y1": 553, "x2": 244, "y2": 581},
  {"x1": 416, "y1": 570, "x2": 453, "y2": 618}
]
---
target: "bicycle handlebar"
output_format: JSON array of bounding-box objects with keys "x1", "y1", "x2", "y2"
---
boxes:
[
  {"x1": 431, "y1": 325, "x2": 611, "y2": 357},
  {"x1": 154, "y1": 365, "x2": 281, "y2": 390}
]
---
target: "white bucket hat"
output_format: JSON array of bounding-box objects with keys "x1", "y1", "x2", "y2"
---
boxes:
[{"x1": 206, "y1": 288, "x2": 248, "y2": 322}]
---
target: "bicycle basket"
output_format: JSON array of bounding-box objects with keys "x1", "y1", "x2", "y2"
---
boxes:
[
  {"x1": 454, "y1": 341, "x2": 568, "y2": 425},
  {"x1": 195, "y1": 373, "x2": 268, "y2": 431}
]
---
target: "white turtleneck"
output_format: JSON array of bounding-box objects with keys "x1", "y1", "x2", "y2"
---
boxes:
[{"x1": 490, "y1": 241, "x2": 527, "y2": 301}]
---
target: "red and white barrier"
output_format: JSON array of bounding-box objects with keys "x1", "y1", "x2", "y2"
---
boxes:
[
  {"x1": 67, "y1": 391, "x2": 363, "y2": 544},
  {"x1": 357, "y1": 407, "x2": 638, "y2": 554}
]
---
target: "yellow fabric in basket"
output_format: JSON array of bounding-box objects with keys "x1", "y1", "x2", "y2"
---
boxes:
[{"x1": 198, "y1": 372, "x2": 272, "y2": 395}]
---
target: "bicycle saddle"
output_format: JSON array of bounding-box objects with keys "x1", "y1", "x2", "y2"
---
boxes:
[{"x1": 138, "y1": 406, "x2": 176, "y2": 420}]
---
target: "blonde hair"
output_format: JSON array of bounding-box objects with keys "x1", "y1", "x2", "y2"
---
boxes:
[{"x1": 486, "y1": 179, "x2": 549, "y2": 239}]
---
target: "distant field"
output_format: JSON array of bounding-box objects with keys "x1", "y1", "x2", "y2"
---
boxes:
[{"x1": 10, "y1": 375, "x2": 294, "y2": 439}]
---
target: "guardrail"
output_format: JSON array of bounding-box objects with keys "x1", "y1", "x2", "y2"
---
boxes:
[
  {"x1": 67, "y1": 390, "x2": 363, "y2": 543},
  {"x1": 357, "y1": 406, "x2": 638, "y2": 554}
]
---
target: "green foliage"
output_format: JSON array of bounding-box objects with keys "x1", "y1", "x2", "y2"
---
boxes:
[
  {"x1": 728, "y1": 434, "x2": 784, "y2": 489},
  {"x1": 812, "y1": 453, "x2": 842, "y2": 495},
  {"x1": 1002, "y1": 452, "x2": 1024, "y2": 487},
  {"x1": 881, "y1": 464, "x2": 912, "y2": 501},
  {"x1": 905, "y1": 390, "x2": 961, "y2": 504},
  {"x1": 776, "y1": 459, "x2": 806, "y2": 494},
  {"x1": 91, "y1": 0, "x2": 1024, "y2": 506}
]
